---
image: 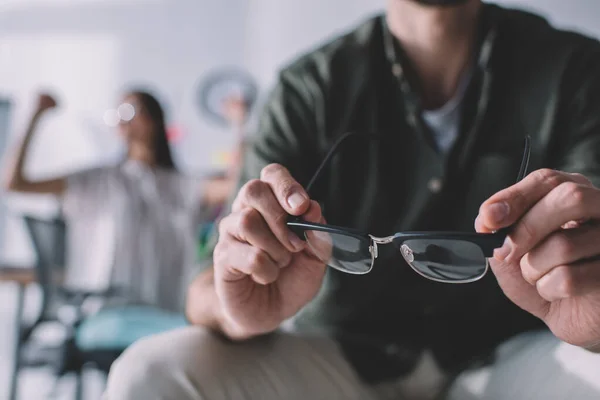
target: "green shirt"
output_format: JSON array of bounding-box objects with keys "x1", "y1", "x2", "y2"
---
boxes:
[{"x1": 230, "y1": 4, "x2": 600, "y2": 382}]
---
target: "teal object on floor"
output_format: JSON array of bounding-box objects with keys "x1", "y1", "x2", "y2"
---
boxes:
[{"x1": 76, "y1": 306, "x2": 188, "y2": 350}]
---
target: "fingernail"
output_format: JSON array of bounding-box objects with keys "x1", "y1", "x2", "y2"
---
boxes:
[
  {"x1": 288, "y1": 232, "x2": 305, "y2": 252},
  {"x1": 494, "y1": 237, "x2": 512, "y2": 261},
  {"x1": 287, "y1": 192, "x2": 307, "y2": 210},
  {"x1": 487, "y1": 202, "x2": 510, "y2": 224},
  {"x1": 474, "y1": 214, "x2": 481, "y2": 231}
]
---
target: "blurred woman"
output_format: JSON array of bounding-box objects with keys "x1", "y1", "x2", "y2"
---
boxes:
[{"x1": 5, "y1": 90, "x2": 212, "y2": 311}]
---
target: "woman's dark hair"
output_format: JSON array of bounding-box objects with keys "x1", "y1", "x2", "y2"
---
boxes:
[{"x1": 128, "y1": 89, "x2": 177, "y2": 170}]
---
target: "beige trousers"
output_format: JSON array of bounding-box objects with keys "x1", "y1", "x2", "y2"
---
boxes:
[{"x1": 104, "y1": 327, "x2": 600, "y2": 400}]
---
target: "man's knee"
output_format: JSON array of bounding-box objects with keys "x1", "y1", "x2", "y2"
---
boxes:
[
  {"x1": 105, "y1": 326, "x2": 222, "y2": 400},
  {"x1": 104, "y1": 328, "x2": 368, "y2": 400}
]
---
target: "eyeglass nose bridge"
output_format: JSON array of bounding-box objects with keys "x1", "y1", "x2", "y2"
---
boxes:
[{"x1": 368, "y1": 235, "x2": 396, "y2": 266}]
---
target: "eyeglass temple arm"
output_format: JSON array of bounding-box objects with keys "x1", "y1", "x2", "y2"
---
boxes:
[
  {"x1": 287, "y1": 132, "x2": 370, "y2": 225},
  {"x1": 302, "y1": 133, "x2": 530, "y2": 238},
  {"x1": 495, "y1": 135, "x2": 531, "y2": 237},
  {"x1": 308, "y1": 134, "x2": 530, "y2": 193},
  {"x1": 305, "y1": 131, "x2": 379, "y2": 194},
  {"x1": 516, "y1": 135, "x2": 531, "y2": 183}
]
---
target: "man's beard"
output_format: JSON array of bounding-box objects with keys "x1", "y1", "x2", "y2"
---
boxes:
[{"x1": 410, "y1": 0, "x2": 471, "y2": 6}]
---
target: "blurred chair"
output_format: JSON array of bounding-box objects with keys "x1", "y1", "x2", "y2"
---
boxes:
[{"x1": 3, "y1": 215, "x2": 188, "y2": 400}]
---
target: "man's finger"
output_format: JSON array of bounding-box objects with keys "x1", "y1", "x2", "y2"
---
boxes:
[
  {"x1": 488, "y1": 258, "x2": 550, "y2": 320},
  {"x1": 219, "y1": 209, "x2": 293, "y2": 268},
  {"x1": 496, "y1": 183, "x2": 600, "y2": 262},
  {"x1": 260, "y1": 164, "x2": 311, "y2": 216},
  {"x1": 232, "y1": 179, "x2": 306, "y2": 253},
  {"x1": 520, "y1": 223, "x2": 600, "y2": 285},
  {"x1": 536, "y1": 260, "x2": 600, "y2": 302},
  {"x1": 477, "y1": 169, "x2": 592, "y2": 233},
  {"x1": 302, "y1": 200, "x2": 325, "y2": 224},
  {"x1": 213, "y1": 237, "x2": 280, "y2": 285}
]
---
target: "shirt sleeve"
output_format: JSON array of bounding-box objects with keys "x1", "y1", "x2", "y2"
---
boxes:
[{"x1": 553, "y1": 43, "x2": 600, "y2": 184}]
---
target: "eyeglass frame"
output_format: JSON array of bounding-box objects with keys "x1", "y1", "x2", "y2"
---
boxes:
[
  {"x1": 104, "y1": 102, "x2": 138, "y2": 127},
  {"x1": 286, "y1": 132, "x2": 531, "y2": 284}
]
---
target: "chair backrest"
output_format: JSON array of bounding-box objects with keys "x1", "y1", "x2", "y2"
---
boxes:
[{"x1": 23, "y1": 215, "x2": 67, "y2": 317}]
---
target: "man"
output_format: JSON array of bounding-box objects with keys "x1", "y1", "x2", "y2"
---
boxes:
[{"x1": 105, "y1": 0, "x2": 600, "y2": 399}]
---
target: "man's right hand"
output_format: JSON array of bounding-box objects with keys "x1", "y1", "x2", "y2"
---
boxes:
[{"x1": 213, "y1": 163, "x2": 327, "y2": 339}]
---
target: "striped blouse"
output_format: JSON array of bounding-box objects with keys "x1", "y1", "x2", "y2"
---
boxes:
[{"x1": 62, "y1": 160, "x2": 203, "y2": 312}]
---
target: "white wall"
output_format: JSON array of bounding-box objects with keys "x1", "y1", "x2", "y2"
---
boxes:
[
  {"x1": 1, "y1": 0, "x2": 600, "y2": 264},
  {"x1": 243, "y1": 0, "x2": 386, "y2": 88},
  {"x1": 495, "y1": 0, "x2": 600, "y2": 38}
]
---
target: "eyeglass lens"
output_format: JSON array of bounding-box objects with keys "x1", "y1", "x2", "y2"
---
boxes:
[
  {"x1": 304, "y1": 230, "x2": 372, "y2": 274},
  {"x1": 397, "y1": 239, "x2": 487, "y2": 282}
]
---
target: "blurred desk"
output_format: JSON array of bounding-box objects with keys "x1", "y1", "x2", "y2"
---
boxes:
[
  {"x1": 0, "y1": 265, "x2": 64, "y2": 286},
  {"x1": 0, "y1": 266, "x2": 36, "y2": 285}
]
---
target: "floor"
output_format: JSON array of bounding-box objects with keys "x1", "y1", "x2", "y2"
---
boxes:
[{"x1": 0, "y1": 283, "x2": 105, "y2": 400}]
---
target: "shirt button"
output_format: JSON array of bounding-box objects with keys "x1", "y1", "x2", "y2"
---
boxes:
[
  {"x1": 392, "y1": 64, "x2": 403, "y2": 78},
  {"x1": 407, "y1": 113, "x2": 418, "y2": 126},
  {"x1": 385, "y1": 343, "x2": 400, "y2": 356},
  {"x1": 428, "y1": 178, "x2": 443, "y2": 193}
]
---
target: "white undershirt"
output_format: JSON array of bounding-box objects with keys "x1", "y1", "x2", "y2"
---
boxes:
[{"x1": 421, "y1": 66, "x2": 474, "y2": 153}]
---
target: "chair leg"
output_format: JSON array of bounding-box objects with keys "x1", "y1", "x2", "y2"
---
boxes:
[
  {"x1": 8, "y1": 283, "x2": 25, "y2": 400},
  {"x1": 48, "y1": 375, "x2": 63, "y2": 399},
  {"x1": 74, "y1": 369, "x2": 84, "y2": 400}
]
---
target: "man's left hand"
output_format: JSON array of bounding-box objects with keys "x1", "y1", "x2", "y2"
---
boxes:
[{"x1": 476, "y1": 168, "x2": 600, "y2": 352}]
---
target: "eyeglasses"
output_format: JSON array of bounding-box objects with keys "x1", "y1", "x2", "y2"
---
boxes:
[
  {"x1": 287, "y1": 132, "x2": 531, "y2": 284},
  {"x1": 103, "y1": 103, "x2": 137, "y2": 127}
]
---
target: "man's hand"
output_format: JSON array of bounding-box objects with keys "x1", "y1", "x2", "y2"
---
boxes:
[
  {"x1": 476, "y1": 168, "x2": 600, "y2": 350},
  {"x1": 213, "y1": 164, "x2": 327, "y2": 340}
]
